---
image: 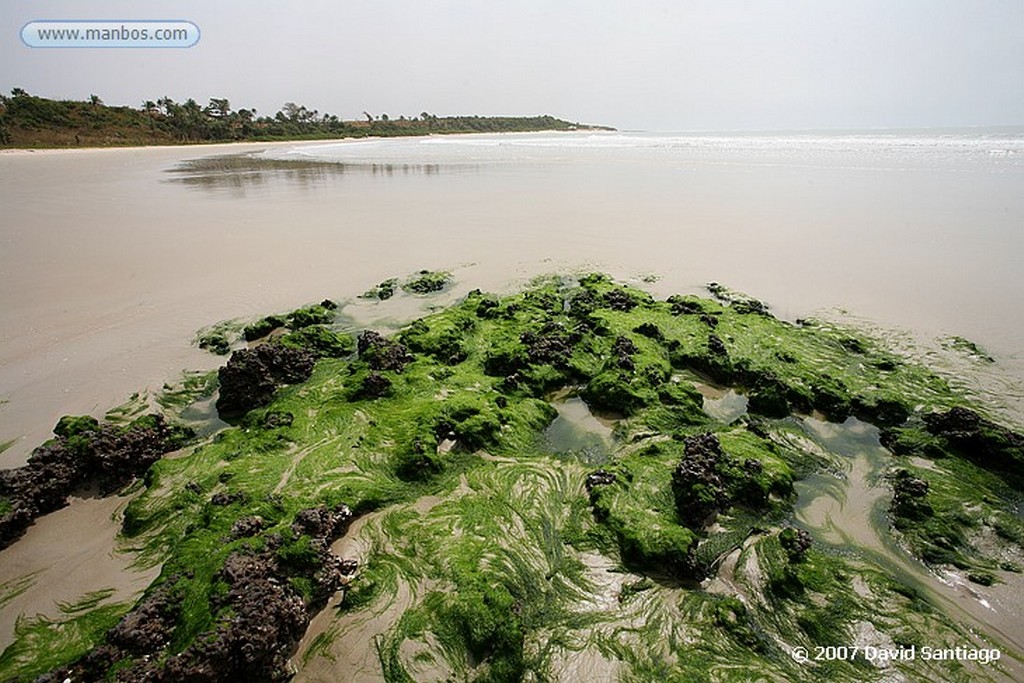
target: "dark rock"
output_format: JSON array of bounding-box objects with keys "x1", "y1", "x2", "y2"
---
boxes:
[
  {"x1": 810, "y1": 377, "x2": 851, "y2": 421},
  {"x1": 262, "y1": 411, "x2": 294, "y2": 429},
  {"x1": 923, "y1": 406, "x2": 1024, "y2": 473},
  {"x1": 359, "y1": 371, "x2": 393, "y2": 399},
  {"x1": 779, "y1": 527, "x2": 812, "y2": 563},
  {"x1": 603, "y1": 289, "x2": 637, "y2": 311},
  {"x1": 672, "y1": 433, "x2": 731, "y2": 528},
  {"x1": 230, "y1": 516, "x2": 265, "y2": 539},
  {"x1": 520, "y1": 326, "x2": 575, "y2": 367},
  {"x1": 891, "y1": 469, "x2": 932, "y2": 520},
  {"x1": 403, "y1": 270, "x2": 451, "y2": 294},
  {"x1": 357, "y1": 330, "x2": 412, "y2": 372},
  {"x1": 185, "y1": 481, "x2": 202, "y2": 495},
  {"x1": 108, "y1": 578, "x2": 182, "y2": 654},
  {"x1": 476, "y1": 297, "x2": 501, "y2": 318},
  {"x1": 320, "y1": 299, "x2": 338, "y2": 310},
  {"x1": 707, "y1": 282, "x2": 727, "y2": 299},
  {"x1": 216, "y1": 344, "x2": 316, "y2": 417},
  {"x1": 731, "y1": 299, "x2": 771, "y2": 316},
  {"x1": 707, "y1": 334, "x2": 727, "y2": 357},
  {"x1": 567, "y1": 289, "x2": 601, "y2": 319},
  {"x1": 585, "y1": 469, "x2": 617, "y2": 492},
  {"x1": 851, "y1": 397, "x2": 909, "y2": 428},
  {"x1": 893, "y1": 470, "x2": 929, "y2": 499},
  {"x1": 747, "y1": 376, "x2": 791, "y2": 419},
  {"x1": 632, "y1": 322, "x2": 663, "y2": 340},
  {"x1": 0, "y1": 414, "x2": 191, "y2": 550},
  {"x1": 42, "y1": 502, "x2": 359, "y2": 683},
  {"x1": 291, "y1": 505, "x2": 353, "y2": 539},
  {"x1": 699, "y1": 314, "x2": 719, "y2": 328},
  {"x1": 611, "y1": 335, "x2": 638, "y2": 371},
  {"x1": 210, "y1": 491, "x2": 245, "y2": 506},
  {"x1": 667, "y1": 296, "x2": 704, "y2": 316}
]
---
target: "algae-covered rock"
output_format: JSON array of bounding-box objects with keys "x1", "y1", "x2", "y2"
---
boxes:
[
  {"x1": 672, "y1": 433, "x2": 732, "y2": 528},
  {"x1": 362, "y1": 278, "x2": 400, "y2": 300},
  {"x1": 779, "y1": 527, "x2": 812, "y2": 563},
  {"x1": 359, "y1": 371, "x2": 393, "y2": 399},
  {"x1": 582, "y1": 370, "x2": 653, "y2": 415},
  {"x1": 278, "y1": 325, "x2": 354, "y2": 358},
  {"x1": 357, "y1": 330, "x2": 413, "y2": 372},
  {"x1": 216, "y1": 344, "x2": 316, "y2": 417},
  {"x1": 242, "y1": 314, "x2": 286, "y2": 342},
  {"x1": 403, "y1": 269, "x2": 452, "y2": 294},
  {"x1": 924, "y1": 406, "x2": 1024, "y2": 473},
  {"x1": 0, "y1": 414, "x2": 191, "y2": 549},
  {"x1": 23, "y1": 273, "x2": 1024, "y2": 683},
  {"x1": 891, "y1": 469, "x2": 932, "y2": 521}
]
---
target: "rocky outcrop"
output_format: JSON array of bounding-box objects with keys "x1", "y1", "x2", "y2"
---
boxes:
[
  {"x1": 672, "y1": 433, "x2": 731, "y2": 528},
  {"x1": 585, "y1": 469, "x2": 617, "y2": 493},
  {"x1": 611, "y1": 335, "x2": 638, "y2": 371},
  {"x1": 359, "y1": 371, "x2": 393, "y2": 399},
  {"x1": 924, "y1": 406, "x2": 1024, "y2": 473},
  {"x1": 0, "y1": 415, "x2": 191, "y2": 550},
  {"x1": 778, "y1": 527, "x2": 812, "y2": 563},
  {"x1": 216, "y1": 344, "x2": 316, "y2": 417},
  {"x1": 357, "y1": 330, "x2": 412, "y2": 372},
  {"x1": 891, "y1": 469, "x2": 932, "y2": 521},
  {"x1": 603, "y1": 288, "x2": 638, "y2": 312},
  {"x1": 43, "y1": 505, "x2": 357, "y2": 683},
  {"x1": 521, "y1": 324, "x2": 577, "y2": 367}
]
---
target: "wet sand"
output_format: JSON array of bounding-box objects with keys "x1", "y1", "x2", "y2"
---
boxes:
[{"x1": 0, "y1": 492, "x2": 159, "y2": 650}]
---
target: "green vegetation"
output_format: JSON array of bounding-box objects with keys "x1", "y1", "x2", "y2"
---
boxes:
[
  {"x1": 0, "y1": 89, "x2": 612, "y2": 148},
  {"x1": 3, "y1": 274, "x2": 1023, "y2": 682},
  {"x1": 0, "y1": 591, "x2": 130, "y2": 682},
  {"x1": 362, "y1": 278, "x2": 400, "y2": 301},
  {"x1": 402, "y1": 270, "x2": 453, "y2": 295}
]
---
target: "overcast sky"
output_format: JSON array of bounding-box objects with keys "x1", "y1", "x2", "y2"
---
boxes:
[{"x1": 3, "y1": 0, "x2": 1023, "y2": 131}]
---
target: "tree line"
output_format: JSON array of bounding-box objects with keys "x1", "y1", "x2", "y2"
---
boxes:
[{"x1": 0, "y1": 89, "x2": 610, "y2": 147}]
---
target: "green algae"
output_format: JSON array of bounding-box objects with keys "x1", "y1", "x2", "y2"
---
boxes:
[
  {"x1": 403, "y1": 270, "x2": 453, "y2": 295},
  {"x1": 362, "y1": 277, "x2": 401, "y2": 300},
  {"x1": 6, "y1": 274, "x2": 1024, "y2": 682},
  {"x1": 0, "y1": 592, "x2": 130, "y2": 682},
  {"x1": 194, "y1": 319, "x2": 245, "y2": 355}
]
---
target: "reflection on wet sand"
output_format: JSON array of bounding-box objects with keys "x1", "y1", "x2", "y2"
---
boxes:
[{"x1": 166, "y1": 154, "x2": 460, "y2": 197}]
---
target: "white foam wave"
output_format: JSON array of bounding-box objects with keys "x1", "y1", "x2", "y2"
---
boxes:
[{"x1": 260, "y1": 131, "x2": 1024, "y2": 171}]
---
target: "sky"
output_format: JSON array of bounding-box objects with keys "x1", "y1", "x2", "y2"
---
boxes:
[{"x1": 2, "y1": 0, "x2": 1023, "y2": 131}]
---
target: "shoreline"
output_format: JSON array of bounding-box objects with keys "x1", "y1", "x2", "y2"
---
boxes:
[{"x1": 0, "y1": 127, "x2": 615, "y2": 156}]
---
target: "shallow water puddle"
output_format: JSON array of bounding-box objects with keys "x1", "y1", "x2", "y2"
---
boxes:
[
  {"x1": 543, "y1": 396, "x2": 614, "y2": 465},
  {"x1": 683, "y1": 374, "x2": 749, "y2": 423},
  {"x1": 793, "y1": 416, "x2": 1024, "y2": 672},
  {"x1": 702, "y1": 389, "x2": 749, "y2": 424}
]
